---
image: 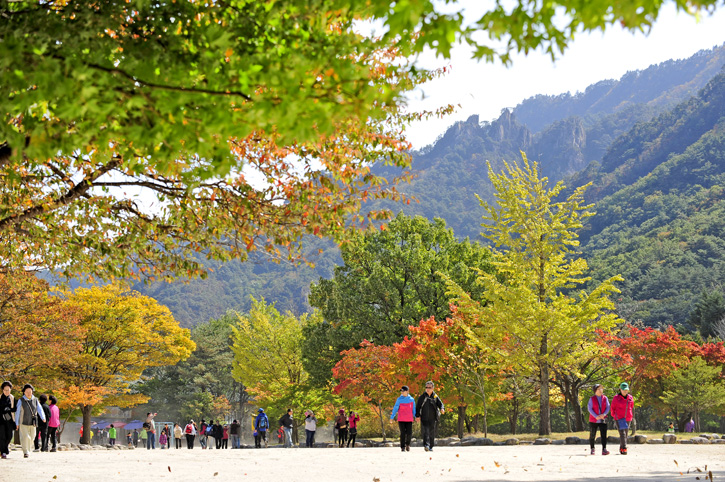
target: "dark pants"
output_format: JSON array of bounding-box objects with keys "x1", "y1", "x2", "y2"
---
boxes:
[
  {"x1": 618, "y1": 428, "x2": 628, "y2": 450},
  {"x1": 255, "y1": 431, "x2": 267, "y2": 448},
  {"x1": 399, "y1": 421, "x2": 413, "y2": 449},
  {"x1": 0, "y1": 422, "x2": 13, "y2": 455},
  {"x1": 215, "y1": 436, "x2": 222, "y2": 449},
  {"x1": 347, "y1": 428, "x2": 357, "y2": 447},
  {"x1": 185, "y1": 434, "x2": 195, "y2": 449},
  {"x1": 36, "y1": 424, "x2": 48, "y2": 450},
  {"x1": 147, "y1": 432, "x2": 155, "y2": 449},
  {"x1": 175, "y1": 438, "x2": 182, "y2": 449},
  {"x1": 48, "y1": 426, "x2": 58, "y2": 450},
  {"x1": 338, "y1": 428, "x2": 348, "y2": 447},
  {"x1": 589, "y1": 422, "x2": 608, "y2": 449},
  {"x1": 421, "y1": 422, "x2": 437, "y2": 449},
  {"x1": 305, "y1": 429, "x2": 315, "y2": 447},
  {"x1": 222, "y1": 438, "x2": 227, "y2": 449}
]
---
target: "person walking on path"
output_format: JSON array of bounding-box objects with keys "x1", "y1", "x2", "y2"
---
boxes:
[
  {"x1": 163, "y1": 424, "x2": 171, "y2": 449},
  {"x1": 221, "y1": 424, "x2": 229, "y2": 449},
  {"x1": 184, "y1": 420, "x2": 196, "y2": 449},
  {"x1": 145, "y1": 412, "x2": 157, "y2": 450},
  {"x1": 588, "y1": 384, "x2": 610, "y2": 455},
  {"x1": 335, "y1": 409, "x2": 348, "y2": 448},
  {"x1": 199, "y1": 419, "x2": 208, "y2": 449},
  {"x1": 158, "y1": 429, "x2": 167, "y2": 449},
  {"x1": 390, "y1": 385, "x2": 416, "y2": 452},
  {"x1": 47, "y1": 395, "x2": 60, "y2": 452},
  {"x1": 347, "y1": 411, "x2": 360, "y2": 448},
  {"x1": 230, "y1": 420, "x2": 240, "y2": 449},
  {"x1": 416, "y1": 381, "x2": 445, "y2": 452},
  {"x1": 304, "y1": 411, "x2": 317, "y2": 448},
  {"x1": 611, "y1": 382, "x2": 634, "y2": 455},
  {"x1": 14, "y1": 384, "x2": 46, "y2": 458},
  {"x1": 108, "y1": 424, "x2": 117, "y2": 446},
  {"x1": 279, "y1": 409, "x2": 294, "y2": 448},
  {"x1": 254, "y1": 409, "x2": 269, "y2": 448},
  {"x1": 35, "y1": 394, "x2": 51, "y2": 452},
  {"x1": 174, "y1": 423, "x2": 183, "y2": 449},
  {"x1": 0, "y1": 381, "x2": 15, "y2": 459}
]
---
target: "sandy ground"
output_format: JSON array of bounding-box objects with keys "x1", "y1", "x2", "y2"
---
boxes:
[{"x1": 2, "y1": 444, "x2": 723, "y2": 482}]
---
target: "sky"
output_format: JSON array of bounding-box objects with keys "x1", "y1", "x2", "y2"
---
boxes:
[{"x1": 402, "y1": 4, "x2": 725, "y2": 149}]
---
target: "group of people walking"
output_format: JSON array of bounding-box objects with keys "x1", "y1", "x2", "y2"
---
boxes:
[
  {"x1": 588, "y1": 382, "x2": 635, "y2": 455},
  {"x1": 390, "y1": 381, "x2": 445, "y2": 452},
  {"x1": 1, "y1": 382, "x2": 60, "y2": 459}
]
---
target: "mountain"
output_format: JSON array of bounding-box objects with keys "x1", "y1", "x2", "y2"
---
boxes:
[
  {"x1": 572, "y1": 73, "x2": 725, "y2": 328},
  {"x1": 134, "y1": 47, "x2": 725, "y2": 328}
]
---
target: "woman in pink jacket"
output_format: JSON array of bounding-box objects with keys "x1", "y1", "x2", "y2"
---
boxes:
[
  {"x1": 47, "y1": 395, "x2": 60, "y2": 452},
  {"x1": 610, "y1": 382, "x2": 634, "y2": 455},
  {"x1": 390, "y1": 385, "x2": 416, "y2": 452}
]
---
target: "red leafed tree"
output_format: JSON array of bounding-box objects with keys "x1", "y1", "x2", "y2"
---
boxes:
[
  {"x1": 603, "y1": 324, "x2": 699, "y2": 432},
  {"x1": 332, "y1": 340, "x2": 405, "y2": 441},
  {"x1": 697, "y1": 341, "x2": 725, "y2": 374}
]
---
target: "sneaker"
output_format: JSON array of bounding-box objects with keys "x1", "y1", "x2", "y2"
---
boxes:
[
  {"x1": 602, "y1": 449, "x2": 610, "y2": 455},
  {"x1": 1, "y1": 454, "x2": 6, "y2": 459},
  {"x1": 429, "y1": 448, "x2": 434, "y2": 452},
  {"x1": 50, "y1": 448, "x2": 56, "y2": 453},
  {"x1": 405, "y1": 445, "x2": 410, "y2": 452},
  {"x1": 24, "y1": 454, "x2": 29, "y2": 458},
  {"x1": 621, "y1": 448, "x2": 627, "y2": 455},
  {"x1": 590, "y1": 448, "x2": 595, "y2": 455},
  {"x1": 424, "y1": 445, "x2": 429, "y2": 452},
  {"x1": 401, "y1": 447, "x2": 405, "y2": 452}
]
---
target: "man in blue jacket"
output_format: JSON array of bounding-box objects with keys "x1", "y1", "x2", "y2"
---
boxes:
[{"x1": 254, "y1": 408, "x2": 269, "y2": 448}]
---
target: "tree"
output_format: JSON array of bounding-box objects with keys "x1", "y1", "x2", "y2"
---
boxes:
[
  {"x1": 689, "y1": 289, "x2": 725, "y2": 338},
  {"x1": 451, "y1": 153, "x2": 622, "y2": 435},
  {"x1": 230, "y1": 297, "x2": 315, "y2": 439},
  {"x1": 3, "y1": 0, "x2": 716, "y2": 167},
  {"x1": 661, "y1": 357, "x2": 725, "y2": 432},
  {"x1": 332, "y1": 340, "x2": 404, "y2": 442},
  {"x1": 57, "y1": 284, "x2": 195, "y2": 444},
  {"x1": 305, "y1": 213, "x2": 493, "y2": 385},
  {"x1": 0, "y1": 271, "x2": 82, "y2": 383}
]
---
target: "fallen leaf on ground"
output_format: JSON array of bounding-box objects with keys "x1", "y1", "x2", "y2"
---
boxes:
[
  {"x1": 494, "y1": 461, "x2": 501, "y2": 467},
  {"x1": 168, "y1": 466, "x2": 171, "y2": 472}
]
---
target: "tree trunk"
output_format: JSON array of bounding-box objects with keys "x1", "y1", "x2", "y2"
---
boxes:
[
  {"x1": 483, "y1": 393, "x2": 488, "y2": 438},
  {"x1": 538, "y1": 336, "x2": 551, "y2": 436},
  {"x1": 571, "y1": 385, "x2": 584, "y2": 432},
  {"x1": 378, "y1": 401, "x2": 387, "y2": 442},
  {"x1": 473, "y1": 414, "x2": 479, "y2": 434},
  {"x1": 457, "y1": 405, "x2": 466, "y2": 439},
  {"x1": 81, "y1": 405, "x2": 93, "y2": 445},
  {"x1": 564, "y1": 396, "x2": 571, "y2": 432},
  {"x1": 694, "y1": 411, "x2": 700, "y2": 433}
]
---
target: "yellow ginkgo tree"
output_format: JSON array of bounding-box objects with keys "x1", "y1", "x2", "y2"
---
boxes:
[{"x1": 58, "y1": 284, "x2": 195, "y2": 444}]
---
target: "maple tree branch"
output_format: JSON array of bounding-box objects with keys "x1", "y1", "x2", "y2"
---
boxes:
[
  {"x1": 0, "y1": 158, "x2": 121, "y2": 233},
  {"x1": 51, "y1": 54, "x2": 253, "y2": 101}
]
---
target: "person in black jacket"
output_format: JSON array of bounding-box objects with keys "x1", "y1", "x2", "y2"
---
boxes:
[
  {"x1": 415, "y1": 381, "x2": 444, "y2": 452},
  {"x1": 279, "y1": 409, "x2": 294, "y2": 448},
  {"x1": 0, "y1": 381, "x2": 15, "y2": 459},
  {"x1": 36, "y1": 394, "x2": 51, "y2": 452}
]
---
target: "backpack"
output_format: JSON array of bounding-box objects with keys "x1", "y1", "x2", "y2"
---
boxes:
[
  {"x1": 205, "y1": 425, "x2": 213, "y2": 435},
  {"x1": 185, "y1": 424, "x2": 192, "y2": 434},
  {"x1": 258, "y1": 415, "x2": 268, "y2": 429}
]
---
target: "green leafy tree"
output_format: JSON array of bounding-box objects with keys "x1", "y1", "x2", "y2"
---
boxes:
[
  {"x1": 689, "y1": 289, "x2": 725, "y2": 339},
  {"x1": 305, "y1": 213, "x2": 493, "y2": 385},
  {"x1": 450, "y1": 153, "x2": 622, "y2": 435},
  {"x1": 661, "y1": 357, "x2": 725, "y2": 432}
]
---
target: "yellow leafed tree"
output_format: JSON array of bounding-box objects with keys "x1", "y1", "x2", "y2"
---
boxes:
[{"x1": 58, "y1": 284, "x2": 195, "y2": 443}]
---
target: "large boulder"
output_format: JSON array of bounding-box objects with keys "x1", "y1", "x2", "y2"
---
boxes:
[
  {"x1": 607, "y1": 435, "x2": 620, "y2": 444},
  {"x1": 565, "y1": 437, "x2": 581, "y2": 445},
  {"x1": 663, "y1": 434, "x2": 677, "y2": 444},
  {"x1": 552, "y1": 439, "x2": 565, "y2": 445},
  {"x1": 461, "y1": 437, "x2": 493, "y2": 446},
  {"x1": 698, "y1": 434, "x2": 712, "y2": 440},
  {"x1": 690, "y1": 437, "x2": 711, "y2": 444},
  {"x1": 503, "y1": 438, "x2": 519, "y2": 446},
  {"x1": 712, "y1": 439, "x2": 725, "y2": 444},
  {"x1": 634, "y1": 435, "x2": 648, "y2": 444},
  {"x1": 436, "y1": 437, "x2": 457, "y2": 447},
  {"x1": 647, "y1": 439, "x2": 665, "y2": 444},
  {"x1": 533, "y1": 438, "x2": 552, "y2": 445}
]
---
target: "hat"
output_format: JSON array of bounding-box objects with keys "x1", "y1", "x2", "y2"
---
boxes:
[
  {"x1": 22, "y1": 383, "x2": 34, "y2": 393},
  {"x1": 258, "y1": 408, "x2": 264, "y2": 412},
  {"x1": 401, "y1": 385, "x2": 409, "y2": 392},
  {"x1": 619, "y1": 382, "x2": 630, "y2": 391}
]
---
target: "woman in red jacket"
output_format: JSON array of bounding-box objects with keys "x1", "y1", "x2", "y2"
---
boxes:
[{"x1": 610, "y1": 382, "x2": 634, "y2": 455}]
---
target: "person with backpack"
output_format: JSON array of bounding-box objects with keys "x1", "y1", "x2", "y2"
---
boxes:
[
  {"x1": 1, "y1": 381, "x2": 15, "y2": 459},
  {"x1": 206, "y1": 419, "x2": 216, "y2": 449},
  {"x1": 14, "y1": 384, "x2": 46, "y2": 458},
  {"x1": 390, "y1": 385, "x2": 416, "y2": 452},
  {"x1": 254, "y1": 408, "x2": 269, "y2": 448},
  {"x1": 588, "y1": 384, "x2": 610, "y2": 455},
  {"x1": 334, "y1": 409, "x2": 348, "y2": 448},
  {"x1": 347, "y1": 410, "x2": 360, "y2": 448},
  {"x1": 415, "y1": 381, "x2": 445, "y2": 452},
  {"x1": 610, "y1": 382, "x2": 634, "y2": 455},
  {"x1": 184, "y1": 420, "x2": 196, "y2": 449}
]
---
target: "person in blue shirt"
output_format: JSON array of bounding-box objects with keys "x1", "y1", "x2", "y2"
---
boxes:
[
  {"x1": 15, "y1": 384, "x2": 45, "y2": 458},
  {"x1": 390, "y1": 385, "x2": 416, "y2": 452}
]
